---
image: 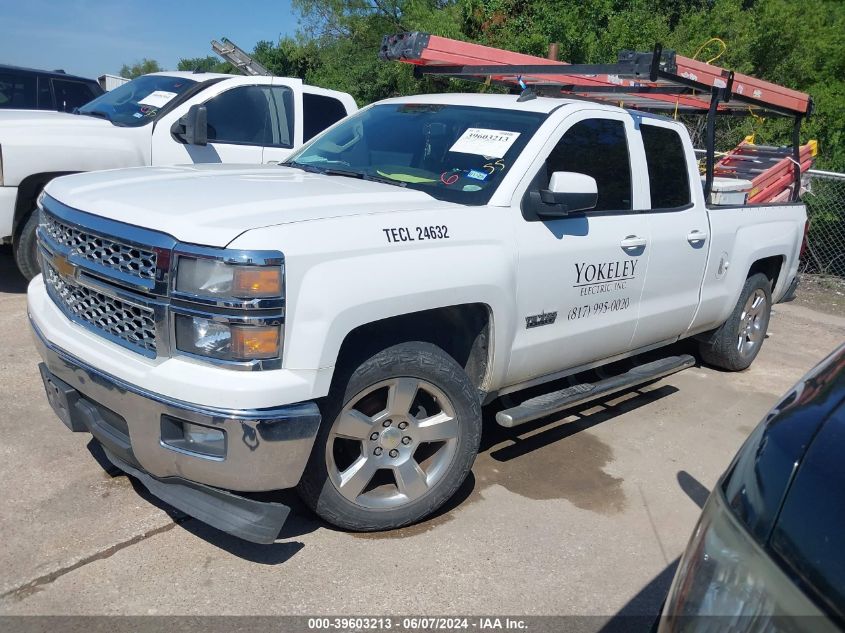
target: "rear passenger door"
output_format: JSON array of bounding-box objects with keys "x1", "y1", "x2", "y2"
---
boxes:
[
  {"x1": 630, "y1": 119, "x2": 709, "y2": 348},
  {"x1": 507, "y1": 111, "x2": 651, "y2": 385}
]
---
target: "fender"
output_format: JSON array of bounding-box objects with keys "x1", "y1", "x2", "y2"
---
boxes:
[
  {"x1": 691, "y1": 205, "x2": 806, "y2": 335},
  {"x1": 229, "y1": 205, "x2": 518, "y2": 396}
]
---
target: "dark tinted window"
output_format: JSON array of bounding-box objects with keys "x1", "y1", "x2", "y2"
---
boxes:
[
  {"x1": 642, "y1": 124, "x2": 691, "y2": 208},
  {"x1": 52, "y1": 78, "x2": 97, "y2": 112},
  {"x1": 546, "y1": 118, "x2": 632, "y2": 211},
  {"x1": 303, "y1": 92, "x2": 348, "y2": 141},
  {"x1": 771, "y1": 405, "x2": 845, "y2": 617},
  {"x1": 0, "y1": 73, "x2": 36, "y2": 109},
  {"x1": 206, "y1": 85, "x2": 275, "y2": 146}
]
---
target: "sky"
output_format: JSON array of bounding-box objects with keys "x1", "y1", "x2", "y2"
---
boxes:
[{"x1": 0, "y1": 0, "x2": 300, "y2": 78}]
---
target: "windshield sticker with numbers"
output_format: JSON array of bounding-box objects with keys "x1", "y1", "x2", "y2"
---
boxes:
[
  {"x1": 138, "y1": 90, "x2": 178, "y2": 108},
  {"x1": 449, "y1": 128, "x2": 521, "y2": 158}
]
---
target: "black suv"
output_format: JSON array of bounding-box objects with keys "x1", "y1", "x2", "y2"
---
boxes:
[
  {"x1": 660, "y1": 342, "x2": 845, "y2": 631},
  {"x1": 0, "y1": 64, "x2": 103, "y2": 112}
]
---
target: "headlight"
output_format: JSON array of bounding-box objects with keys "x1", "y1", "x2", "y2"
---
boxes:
[
  {"x1": 175, "y1": 315, "x2": 281, "y2": 361},
  {"x1": 659, "y1": 491, "x2": 825, "y2": 632},
  {"x1": 176, "y1": 256, "x2": 283, "y2": 299}
]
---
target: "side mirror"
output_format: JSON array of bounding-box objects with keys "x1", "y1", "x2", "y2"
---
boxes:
[
  {"x1": 170, "y1": 104, "x2": 208, "y2": 146},
  {"x1": 537, "y1": 171, "x2": 598, "y2": 217}
]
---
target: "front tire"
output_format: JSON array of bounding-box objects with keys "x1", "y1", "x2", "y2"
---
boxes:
[
  {"x1": 298, "y1": 341, "x2": 482, "y2": 531},
  {"x1": 699, "y1": 272, "x2": 772, "y2": 371},
  {"x1": 14, "y1": 211, "x2": 41, "y2": 281}
]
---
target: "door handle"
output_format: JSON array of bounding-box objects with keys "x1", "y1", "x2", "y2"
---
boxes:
[
  {"x1": 620, "y1": 236, "x2": 647, "y2": 249},
  {"x1": 687, "y1": 230, "x2": 708, "y2": 244}
]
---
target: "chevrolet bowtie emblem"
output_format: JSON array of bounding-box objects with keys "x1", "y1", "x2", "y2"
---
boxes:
[{"x1": 52, "y1": 252, "x2": 76, "y2": 278}]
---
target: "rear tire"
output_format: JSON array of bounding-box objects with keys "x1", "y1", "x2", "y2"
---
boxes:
[
  {"x1": 297, "y1": 341, "x2": 482, "y2": 531},
  {"x1": 699, "y1": 272, "x2": 772, "y2": 371},
  {"x1": 14, "y1": 211, "x2": 41, "y2": 281}
]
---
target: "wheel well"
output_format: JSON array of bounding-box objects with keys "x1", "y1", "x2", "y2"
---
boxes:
[
  {"x1": 12, "y1": 172, "x2": 76, "y2": 237},
  {"x1": 748, "y1": 255, "x2": 784, "y2": 292},
  {"x1": 334, "y1": 304, "x2": 492, "y2": 397}
]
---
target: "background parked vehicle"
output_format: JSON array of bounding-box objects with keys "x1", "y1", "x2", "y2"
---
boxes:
[
  {"x1": 0, "y1": 70, "x2": 357, "y2": 280},
  {"x1": 659, "y1": 343, "x2": 845, "y2": 632},
  {"x1": 0, "y1": 64, "x2": 103, "y2": 112}
]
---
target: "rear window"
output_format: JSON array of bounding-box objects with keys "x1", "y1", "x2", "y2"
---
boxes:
[
  {"x1": 0, "y1": 72, "x2": 36, "y2": 109},
  {"x1": 303, "y1": 92, "x2": 348, "y2": 141},
  {"x1": 641, "y1": 124, "x2": 691, "y2": 209}
]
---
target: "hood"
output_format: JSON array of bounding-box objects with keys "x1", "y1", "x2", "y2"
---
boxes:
[
  {"x1": 0, "y1": 109, "x2": 113, "y2": 131},
  {"x1": 0, "y1": 110, "x2": 144, "y2": 186},
  {"x1": 44, "y1": 164, "x2": 456, "y2": 247}
]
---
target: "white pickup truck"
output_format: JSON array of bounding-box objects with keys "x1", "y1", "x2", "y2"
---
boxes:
[
  {"x1": 0, "y1": 71, "x2": 356, "y2": 279},
  {"x1": 29, "y1": 93, "x2": 805, "y2": 542}
]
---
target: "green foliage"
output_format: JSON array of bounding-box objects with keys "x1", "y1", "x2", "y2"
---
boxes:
[
  {"x1": 182, "y1": 0, "x2": 845, "y2": 169},
  {"x1": 119, "y1": 58, "x2": 163, "y2": 79},
  {"x1": 176, "y1": 55, "x2": 232, "y2": 74}
]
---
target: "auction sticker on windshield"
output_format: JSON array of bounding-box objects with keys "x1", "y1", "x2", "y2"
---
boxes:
[
  {"x1": 449, "y1": 128, "x2": 521, "y2": 158},
  {"x1": 138, "y1": 91, "x2": 178, "y2": 108}
]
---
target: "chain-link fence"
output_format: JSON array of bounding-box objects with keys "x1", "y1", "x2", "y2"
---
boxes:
[{"x1": 802, "y1": 170, "x2": 845, "y2": 278}]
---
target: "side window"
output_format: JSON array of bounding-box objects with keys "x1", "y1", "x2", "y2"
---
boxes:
[
  {"x1": 52, "y1": 79, "x2": 97, "y2": 112},
  {"x1": 0, "y1": 73, "x2": 36, "y2": 109},
  {"x1": 641, "y1": 124, "x2": 691, "y2": 209},
  {"x1": 269, "y1": 86, "x2": 295, "y2": 148},
  {"x1": 546, "y1": 118, "x2": 632, "y2": 211},
  {"x1": 303, "y1": 92, "x2": 348, "y2": 141},
  {"x1": 205, "y1": 85, "x2": 274, "y2": 146},
  {"x1": 37, "y1": 77, "x2": 53, "y2": 109}
]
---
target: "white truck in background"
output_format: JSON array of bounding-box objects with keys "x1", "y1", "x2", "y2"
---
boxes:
[
  {"x1": 0, "y1": 71, "x2": 357, "y2": 279},
  {"x1": 29, "y1": 92, "x2": 806, "y2": 542}
]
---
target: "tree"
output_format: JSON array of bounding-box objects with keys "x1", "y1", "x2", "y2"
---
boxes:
[
  {"x1": 119, "y1": 58, "x2": 163, "y2": 79},
  {"x1": 177, "y1": 55, "x2": 232, "y2": 73}
]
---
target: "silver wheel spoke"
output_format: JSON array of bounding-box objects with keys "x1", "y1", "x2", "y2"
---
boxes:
[
  {"x1": 388, "y1": 377, "x2": 419, "y2": 416},
  {"x1": 333, "y1": 409, "x2": 373, "y2": 440},
  {"x1": 394, "y1": 459, "x2": 428, "y2": 499},
  {"x1": 737, "y1": 334, "x2": 744, "y2": 352},
  {"x1": 338, "y1": 455, "x2": 378, "y2": 501},
  {"x1": 415, "y1": 412, "x2": 458, "y2": 443}
]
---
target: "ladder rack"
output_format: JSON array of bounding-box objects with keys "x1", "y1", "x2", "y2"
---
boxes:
[{"x1": 379, "y1": 32, "x2": 814, "y2": 203}]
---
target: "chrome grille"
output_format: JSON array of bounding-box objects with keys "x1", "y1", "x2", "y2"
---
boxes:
[
  {"x1": 44, "y1": 263, "x2": 157, "y2": 355},
  {"x1": 42, "y1": 212, "x2": 157, "y2": 280}
]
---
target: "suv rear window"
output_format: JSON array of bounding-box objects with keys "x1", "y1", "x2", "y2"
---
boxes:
[
  {"x1": 641, "y1": 124, "x2": 691, "y2": 209},
  {"x1": 0, "y1": 73, "x2": 36, "y2": 109}
]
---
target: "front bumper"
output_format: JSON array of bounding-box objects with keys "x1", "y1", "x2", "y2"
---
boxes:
[{"x1": 31, "y1": 318, "x2": 321, "y2": 493}]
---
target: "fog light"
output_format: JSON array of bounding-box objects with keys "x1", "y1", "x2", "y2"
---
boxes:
[{"x1": 161, "y1": 415, "x2": 226, "y2": 458}]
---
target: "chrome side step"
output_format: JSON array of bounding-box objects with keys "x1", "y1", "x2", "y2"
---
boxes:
[{"x1": 495, "y1": 354, "x2": 695, "y2": 428}]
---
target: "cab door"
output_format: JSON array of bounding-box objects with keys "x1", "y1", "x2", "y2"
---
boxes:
[
  {"x1": 630, "y1": 119, "x2": 709, "y2": 347},
  {"x1": 152, "y1": 78, "x2": 290, "y2": 165},
  {"x1": 505, "y1": 111, "x2": 651, "y2": 386}
]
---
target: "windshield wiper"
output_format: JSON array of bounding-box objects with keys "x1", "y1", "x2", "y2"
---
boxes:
[
  {"x1": 280, "y1": 162, "x2": 405, "y2": 187},
  {"x1": 76, "y1": 109, "x2": 111, "y2": 121}
]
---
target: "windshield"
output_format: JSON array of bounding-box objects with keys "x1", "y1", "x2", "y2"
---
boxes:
[
  {"x1": 285, "y1": 103, "x2": 548, "y2": 204},
  {"x1": 77, "y1": 75, "x2": 198, "y2": 127}
]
